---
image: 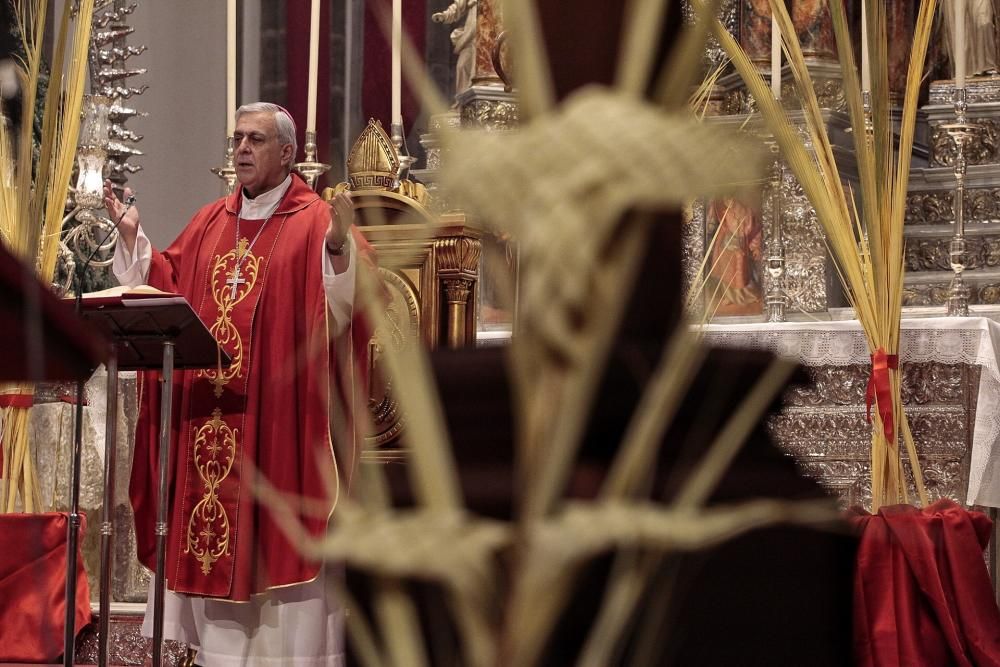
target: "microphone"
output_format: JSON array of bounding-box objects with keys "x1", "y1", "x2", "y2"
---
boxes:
[{"x1": 74, "y1": 191, "x2": 137, "y2": 309}]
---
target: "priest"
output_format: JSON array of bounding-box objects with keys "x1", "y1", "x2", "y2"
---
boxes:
[{"x1": 105, "y1": 101, "x2": 371, "y2": 666}]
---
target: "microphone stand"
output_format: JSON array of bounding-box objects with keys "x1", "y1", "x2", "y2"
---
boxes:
[{"x1": 63, "y1": 195, "x2": 134, "y2": 667}]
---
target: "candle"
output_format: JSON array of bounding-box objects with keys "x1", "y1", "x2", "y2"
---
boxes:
[
  {"x1": 955, "y1": 0, "x2": 967, "y2": 89},
  {"x1": 861, "y1": 1, "x2": 870, "y2": 92},
  {"x1": 227, "y1": 0, "x2": 236, "y2": 136},
  {"x1": 307, "y1": 0, "x2": 320, "y2": 133},
  {"x1": 391, "y1": 0, "x2": 402, "y2": 126},
  {"x1": 771, "y1": 11, "x2": 781, "y2": 100}
]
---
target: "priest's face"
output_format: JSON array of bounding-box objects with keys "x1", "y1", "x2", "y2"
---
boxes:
[{"x1": 233, "y1": 112, "x2": 294, "y2": 197}]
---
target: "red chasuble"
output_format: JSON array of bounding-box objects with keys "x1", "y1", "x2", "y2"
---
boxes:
[{"x1": 130, "y1": 174, "x2": 369, "y2": 601}]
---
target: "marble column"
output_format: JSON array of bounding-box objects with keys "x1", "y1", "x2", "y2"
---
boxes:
[
  {"x1": 740, "y1": 0, "x2": 837, "y2": 65},
  {"x1": 886, "y1": 0, "x2": 915, "y2": 103},
  {"x1": 473, "y1": 0, "x2": 503, "y2": 85}
]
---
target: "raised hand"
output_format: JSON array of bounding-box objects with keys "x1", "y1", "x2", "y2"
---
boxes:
[
  {"x1": 325, "y1": 191, "x2": 354, "y2": 255},
  {"x1": 103, "y1": 179, "x2": 141, "y2": 254}
]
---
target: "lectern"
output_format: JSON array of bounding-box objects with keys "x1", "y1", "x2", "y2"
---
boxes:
[
  {"x1": 78, "y1": 292, "x2": 228, "y2": 667},
  {"x1": 0, "y1": 242, "x2": 106, "y2": 665}
]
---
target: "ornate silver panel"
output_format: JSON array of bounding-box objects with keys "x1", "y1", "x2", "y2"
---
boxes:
[
  {"x1": 681, "y1": 0, "x2": 739, "y2": 76},
  {"x1": 929, "y1": 78, "x2": 1000, "y2": 105},
  {"x1": 778, "y1": 167, "x2": 831, "y2": 313},
  {"x1": 907, "y1": 235, "x2": 1000, "y2": 272},
  {"x1": 458, "y1": 86, "x2": 520, "y2": 131},
  {"x1": 930, "y1": 119, "x2": 999, "y2": 168},
  {"x1": 770, "y1": 362, "x2": 979, "y2": 510},
  {"x1": 906, "y1": 189, "x2": 1000, "y2": 226},
  {"x1": 76, "y1": 615, "x2": 188, "y2": 666},
  {"x1": 682, "y1": 199, "x2": 705, "y2": 317},
  {"x1": 720, "y1": 68, "x2": 847, "y2": 116},
  {"x1": 902, "y1": 281, "x2": 1000, "y2": 307},
  {"x1": 460, "y1": 99, "x2": 519, "y2": 131}
]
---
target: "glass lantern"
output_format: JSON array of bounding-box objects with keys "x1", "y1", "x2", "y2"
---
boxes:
[{"x1": 74, "y1": 95, "x2": 111, "y2": 209}]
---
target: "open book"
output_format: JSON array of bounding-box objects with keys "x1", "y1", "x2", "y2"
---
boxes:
[
  {"x1": 75, "y1": 284, "x2": 187, "y2": 307},
  {"x1": 83, "y1": 284, "x2": 173, "y2": 298}
]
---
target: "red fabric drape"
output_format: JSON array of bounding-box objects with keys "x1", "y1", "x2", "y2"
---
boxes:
[
  {"x1": 865, "y1": 349, "x2": 899, "y2": 442},
  {"x1": 851, "y1": 500, "x2": 1000, "y2": 666},
  {"x1": 361, "y1": 0, "x2": 427, "y2": 136},
  {"x1": 0, "y1": 512, "x2": 91, "y2": 662},
  {"x1": 285, "y1": 0, "x2": 332, "y2": 190}
]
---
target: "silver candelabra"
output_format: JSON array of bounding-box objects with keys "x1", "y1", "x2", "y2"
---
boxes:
[
  {"x1": 211, "y1": 135, "x2": 238, "y2": 196},
  {"x1": 390, "y1": 121, "x2": 417, "y2": 183},
  {"x1": 295, "y1": 130, "x2": 332, "y2": 190},
  {"x1": 765, "y1": 151, "x2": 788, "y2": 322},
  {"x1": 940, "y1": 88, "x2": 979, "y2": 317}
]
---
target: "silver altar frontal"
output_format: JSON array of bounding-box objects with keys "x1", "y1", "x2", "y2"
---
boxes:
[{"x1": 702, "y1": 318, "x2": 1000, "y2": 512}]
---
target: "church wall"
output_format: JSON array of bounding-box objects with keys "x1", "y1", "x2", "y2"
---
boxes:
[{"x1": 124, "y1": 1, "x2": 229, "y2": 249}]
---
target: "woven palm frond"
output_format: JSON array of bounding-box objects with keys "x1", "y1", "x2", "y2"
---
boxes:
[{"x1": 254, "y1": 3, "x2": 849, "y2": 666}]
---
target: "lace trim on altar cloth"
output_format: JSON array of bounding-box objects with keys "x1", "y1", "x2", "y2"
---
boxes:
[{"x1": 699, "y1": 317, "x2": 1000, "y2": 507}]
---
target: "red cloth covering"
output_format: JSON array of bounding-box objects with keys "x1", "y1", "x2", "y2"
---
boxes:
[
  {"x1": 851, "y1": 500, "x2": 1000, "y2": 666},
  {"x1": 130, "y1": 174, "x2": 374, "y2": 601},
  {"x1": 0, "y1": 512, "x2": 90, "y2": 662}
]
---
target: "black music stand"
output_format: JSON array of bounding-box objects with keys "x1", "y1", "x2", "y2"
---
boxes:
[{"x1": 78, "y1": 292, "x2": 229, "y2": 667}]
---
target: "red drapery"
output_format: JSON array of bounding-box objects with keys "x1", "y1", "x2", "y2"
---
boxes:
[
  {"x1": 285, "y1": 0, "x2": 332, "y2": 190},
  {"x1": 0, "y1": 512, "x2": 91, "y2": 662},
  {"x1": 851, "y1": 499, "x2": 1000, "y2": 666},
  {"x1": 361, "y1": 0, "x2": 427, "y2": 137},
  {"x1": 283, "y1": 0, "x2": 427, "y2": 189}
]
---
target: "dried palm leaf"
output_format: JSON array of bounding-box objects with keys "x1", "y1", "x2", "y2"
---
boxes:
[
  {"x1": 703, "y1": 0, "x2": 936, "y2": 511},
  {"x1": 0, "y1": 0, "x2": 95, "y2": 513}
]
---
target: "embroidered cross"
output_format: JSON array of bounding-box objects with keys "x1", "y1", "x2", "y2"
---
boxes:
[{"x1": 226, "y1": 265, "x2": 246, "y2": 300}]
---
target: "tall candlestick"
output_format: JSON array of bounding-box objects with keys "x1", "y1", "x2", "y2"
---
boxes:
[
  {"x1": 227, "y1": 0, "x2": 236, "y2": 136},
  {"x1": 307, "y1": 0, "x2": 320, "y2": 133},
  {"x1": 955, "y1": 0, "x2": 967, "y2": 89},
  {"x1": 861, "y1": 1, "x2": 870, "y2": 92},
  {"x1": 391, "y1": 0, "x2": 402, "y2": 125},
  {"x1": 771, "y1": 12, "x2": 781, "y2": 100}
]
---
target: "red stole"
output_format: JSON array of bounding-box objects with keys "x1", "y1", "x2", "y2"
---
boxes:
[{"x1": 129, "y1": 174, "x2": 360, "y2": 601}]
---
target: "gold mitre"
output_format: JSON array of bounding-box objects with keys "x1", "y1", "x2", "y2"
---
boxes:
[{"x1": 346, "y1": 118, "x2": 399, "y2": 191}]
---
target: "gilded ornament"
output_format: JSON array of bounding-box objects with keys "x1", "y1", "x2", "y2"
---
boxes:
[
  {"x1": 185, "y1": 408, "x2": 237, "y2": 575},
  {"x1": 325, "y1": 118, "x2": 430, "y2": 206},
  {"x1": 197, "y1": 244, "x2": 260, "y2": 396},
  {"x1": 346, "y1": 119, "x2": 400, "y2": 191}
]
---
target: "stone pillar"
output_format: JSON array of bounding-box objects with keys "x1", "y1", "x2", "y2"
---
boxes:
[
  {"x1": 435, "y1": 236, "x2": 482, "y2": 348},
  {"x1": 740, "y1": 0, "x2": 837, "y2": 65},
  {"x1": 473, "y1": 0, "x2": 503, "y2": 85},
  {"x1": 886, "y1": 0, "x2": 915, "y2": 103}
]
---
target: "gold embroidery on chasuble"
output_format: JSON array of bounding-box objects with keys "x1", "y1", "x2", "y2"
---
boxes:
[
  {"x1": 182, "y1": 231, "x2": 269, "y2": 578},
  {"x1": 198, "y1": 237, "x2": 261, "y2": 397},
  {"x1": 186, "y1": 407, "x2": 237, "y2": 574}
]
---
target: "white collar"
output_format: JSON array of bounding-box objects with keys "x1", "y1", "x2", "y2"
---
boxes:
[{"x1": 240, "y1": 174, "x2": 292, "y2": 219}]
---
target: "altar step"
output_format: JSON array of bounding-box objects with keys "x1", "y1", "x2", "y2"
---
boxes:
[{"x1": 73, "y1": 614, "x2": 189, "y2": 667}]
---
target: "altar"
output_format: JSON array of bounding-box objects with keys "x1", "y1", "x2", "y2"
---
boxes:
[{"x1": 704, "y1": 316, "x2": 1000, "y2": 512}]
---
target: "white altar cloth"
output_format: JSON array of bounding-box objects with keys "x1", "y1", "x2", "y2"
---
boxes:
[{"x1": 700, "y1": 317, "x2": 1000, "y2": 507}]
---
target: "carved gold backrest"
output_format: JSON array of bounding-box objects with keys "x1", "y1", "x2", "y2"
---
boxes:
[{"x1": 323, "y1": 122, "x2": 482, "y2": 453}]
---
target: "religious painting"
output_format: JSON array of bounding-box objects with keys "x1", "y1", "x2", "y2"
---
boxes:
[{"x1": 703, "y1": 196, "x2": 764, "y2": 317}]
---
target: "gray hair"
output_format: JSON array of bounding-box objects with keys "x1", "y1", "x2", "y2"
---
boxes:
[{"x1": 236, "y1": 102, "x2": 298, "y2": 162}]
